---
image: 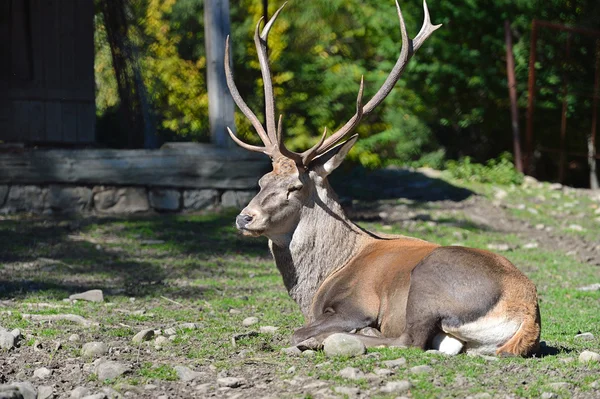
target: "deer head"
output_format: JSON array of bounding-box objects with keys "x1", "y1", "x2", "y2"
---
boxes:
[{"x1": 225, "y1": 0, "x2": 441, "y2": 240}]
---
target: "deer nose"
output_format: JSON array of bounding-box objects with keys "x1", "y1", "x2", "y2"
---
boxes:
[{"x1": 236, "y1": 214, "x2": 254, "y2": 229}]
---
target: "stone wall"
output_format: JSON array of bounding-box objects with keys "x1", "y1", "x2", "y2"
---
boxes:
[{"x1": 0, "y1": 184, "x2": 257, "y2": 215}]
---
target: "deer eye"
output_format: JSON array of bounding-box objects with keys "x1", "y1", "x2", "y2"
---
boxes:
[{"x1": 287, "y1": 184, "x2": 303, "y2": 192}]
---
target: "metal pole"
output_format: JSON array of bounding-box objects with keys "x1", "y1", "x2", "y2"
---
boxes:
[
  {"x1": 589, "y1": 40, "x2": 600, "y2": 190},
  {"x1": 504, "y1": 20, "x2": 523, "y2": 173},
  {"x1": 204, "y1": 0, "x2": 235, "y2": 148},
  {"x1": 558, "y1": 33, "x2": 571, "y2": 183},
  {"x1": 525, "y1": 20, "x2": 538, "y2": 174}
]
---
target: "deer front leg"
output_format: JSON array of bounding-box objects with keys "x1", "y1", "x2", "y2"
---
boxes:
[{"x1": 291, "y1": 307, "x2": 376, "y2": 345}]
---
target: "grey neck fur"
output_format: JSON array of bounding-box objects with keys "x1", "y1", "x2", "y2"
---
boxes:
[{"x1": 268, "y1": 176, "x2": 372, "y2": 318}]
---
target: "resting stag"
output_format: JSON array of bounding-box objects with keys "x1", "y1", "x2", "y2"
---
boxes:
[{"x1": 224, "y1": 0, "x2": 541, "y2": 356}]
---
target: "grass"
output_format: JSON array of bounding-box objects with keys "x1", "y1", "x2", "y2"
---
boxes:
[{"x1": 0, "y1": 175, "x2": 599, "y2": 398}]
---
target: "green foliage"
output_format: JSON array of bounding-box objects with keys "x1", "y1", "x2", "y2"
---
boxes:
[{"x1": 445, "y1": 152, "x2": 524, "y2": 185}]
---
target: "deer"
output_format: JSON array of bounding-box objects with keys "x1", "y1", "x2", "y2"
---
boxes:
[{"x1": 224, "y1": 0, "x2": 541, "y2": 356}]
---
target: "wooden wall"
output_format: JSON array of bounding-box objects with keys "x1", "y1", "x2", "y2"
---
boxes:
[{"x1": 0, "y1": 0, "x2": 95, "y2": 145}]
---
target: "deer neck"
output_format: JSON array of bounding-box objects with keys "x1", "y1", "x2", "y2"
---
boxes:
[{"x1": 268, "y1": 180, "x2": 371, "y2": 318}]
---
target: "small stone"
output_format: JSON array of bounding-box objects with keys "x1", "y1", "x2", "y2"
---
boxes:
[
  {"x1": 164, "y1": 327, "x2": 177, "y2": 336},
  {"x1": 132, "y1": 328, "x2": 154, "y2": 343},
  {"x1": 296, "y1": 337, "x2": 321, "y2": 351},
  {"x1": 95, "y1": 360, "x2": 130, "y2": 381},
  {"x1": 338, "y1": 367, "x2": 364, "y2": 380},
  {"x1": 302, "y1": 349, "x2": 316, "y2": 358},
  {"x1": 547, "y1": 382, "x2": 570, "y2": 390},
  {"x1": 541, "y1": 393, "x2": 557, "y2": 399},
  {"x1": 143, "y1": 384, "x2": 157, "y2": 390},
  {"x1": 356, "y1": 327, "x2": 382, "y2": 337},
  {"x1": 382, "y1": 358, "x2": 407, "y2": 368},
  {"x1": 575, "y1": 332, "x2": 594, "y2": 340},
  {"x1": 380, "y1": 380, "x2": 412, "y2": 394},
  {"x1": 33, "y1": 367, "x2": 53, "y2": 379},
  {"x1": 81, "y1": 342, "x2": 108, "y2": 357},
  {"x1": 0, "y1": 330, "x2": 15, "y2": 349},
  {"x1": 523, "y1": 242, "x2": 538, "y2": 249},
  {"x1": 155, "y1": 336, "x2": 169, "y2": 345},
  {"x1": 590, "y1": 380, "x2": 599, "y2": 389},
  {"x1": 549, "y1": 183, "x2": 563, "y2": 190},
  {"x1": 9, "y1": 329, "x2": 21, "y2": 339},
  {"x1": 333, "y1": 386, "x2": 360, "y2": 396},
  {"x1": 578, "y1": 283, "x2": 600, "y2": 291},
  {"x1": 37, "y1": 385, "x2": 53, "y2": 399},
  {"x1": 374, "y1": 368, "x2": 393, "y2": 376},
  {"x1": 217, "y1": 377, "x2": 245, "y2": 388},
  {"x1": 259, "y1": 326, "x2": 278, "y2": 334},
  {"x1": 196, "y1": 383, "x2": 212, "y2": 394},
  {"x1": 281, "y1": 346, "x2": 301, "y2": 356},
  {"x1": 472, "y1": 393, "x2": 492, "y2": 399},
  {"x1": 229, "y1": 309, "x2": 241, "y2": 314},
  {"x1": 487, "y1": 243, "x2": 510, "y2": 251},
  {"x1": 80, "y1": 394, "x2": 107, "y2": 399},
  {"x1": 69, "y1": 289, "x2": 104, "y2": 302},
  {"x1": 579, "y1": 350, "x2": 600, "y2": 363},
  {"x1": 322, "y1": 333, "x2": 366, "y2": 357},
  {"x1": 0, "y1": 382, "x2": 37, "y2": 399},
  {"x1": 559, "y1": 357, "x2": 575, "y2": 364},
  {"x1": 179, "y1": 323, "x2": 199, "y2": 330},
  {"x1": 69, "y1": 334, "x2": 81, "y2": 342},
  {"x1": 410, "y1": 365, "x2": 433, "y2": 374},
  {"x1": 70, "y1": 387, "x2": 91, "y2": 399},
  {"x1": 242, "y1": 317, "x2": 259, "y2": 327},
  {"x1": 174, "y1": 365, "x2": 204, "y2": 382},
  {"x1": 287, "y1": 366, "x2": 296, "y2": 374},
  {"x1": 568, "y1": 224, "x2": 585, "y2": 232},
  {"x1": 535, "y1": 224, "x2": 545, "y2": 230},
  {"x1": 494, "y1": 188, "x2": 508, "y2": 200}
]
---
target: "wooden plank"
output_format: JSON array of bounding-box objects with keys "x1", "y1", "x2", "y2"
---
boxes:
[
  {"x1": 5, "y1": 87, "x2": 95, "y2": 102},
  {"x1": 43, "y1": 0, "x2": 62, "y2": 89},
  {"x1": 13, "y1": 101, "x2": 45, "y2": 142},
  {"x1": 74, "y1": 0, "x2": 95, "y2": 97},
  {"x1": 62, "y1": 102, "x2": 78, "y2": 142},
  {"x1": 10, "y1": 0, "x2": 32, "y2": 81},
  {"x1": 45, "y1": 101, "x2": 63, "y2": 142},
  {"x1": 77, "y1": 103, "x2": 96, "y2": 143},
  {"x1": 29, "y1": 0, "x2": 45, "y2": 89},
  {"x1": 59, "y1": 0, "x2": 76, "y2": 91},
  {"x1": 0, "y1": 147, "x2": 270, "y2": 189},
  {"x1": 0, "y1": 1, "x2": 10, "y2": 80}
]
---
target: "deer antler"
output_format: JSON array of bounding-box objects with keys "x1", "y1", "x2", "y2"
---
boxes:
[{"x1": 225, "y1": 0, "x2": 441, "y2": 165}]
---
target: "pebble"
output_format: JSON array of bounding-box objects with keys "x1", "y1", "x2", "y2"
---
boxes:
[
  {"x1": 69, "y1": 289, "x2": 104, "y2": 303},
  {"x1": 302, "y1": 349, "x2": 316, "y2": 358},
  {"x1": 568, "y1": 224, "x2": 585, "y2": 231},
  {"x1": 70, "y1": 386, "x2": 91, "y2": 399},
  {"x1": 382, "y1": 358, "x2": 407, "y2": 368},
  {"x1": 217, "y1": 377, "x2": 245, "y2": 388},
  {"x1": 547, "y1": 382, "x2": 570, "y2": 390},
  {"x1": 155, "y1": 336, "x2": 169, "y2": 345},
  {"x1": 69, "y1": 334, "x2": 81, "y2": 342},
  {"x1": 574, "y1": 332, "x2": 594, "y2": 341},
  {"x1": 0, "y1": 382, "x2": 37, "y2": 399},
  {"x1": 374, "y1": 368, "x2": 393, "y2": 376},
  {"x1": 281, "y1": 346, "x2": 301, "y2": 356},
  {"x1": 229, "y1": 309, "x2": 241, "y2": 314},
  {"x1": 196, "y1": 383, "x2": 212, "y2": 394},
  {"x1": 322, "y1": 333, "x2": 366, "y2": 357},
  {"x1": 37, "y1": 385, "x2": 54, "y2": 399},
  {"x1": 487, "y1": 243, "x2": 510, "y2": 251},
  {"x1": 577, "y1": 283, "x2": 600, "y2": 291},
  {"x1": 132, "y1": 329, "x2": 154, "y2": 343},
  {"x1": 579, "y1": 350, "x2": 600, "y2": 363},
  {"x1": 33, "y1": 367, "x2": 53, "y2": 379},
  {"x1": 523, "y1": 242, "x2": 539, "y2": 249},
  {"x1": 179, "y1": 323, "x2": 199, "y2": 330},
  {"x1": 333, "y1": 386, "x2": 360, "y2": 396},
  {"x1": 380, "y1": 380, "x2": 412, "y2": 394},
  {"x1": 0, "y1": 330, "x2": 15, "y2": 349},
  {"x1": 174, "y1": 365, "x2": 204, "y2": 382},
  {"x1": 410, "y1": 365, "x2": 433, "y2": 374},
  {"x1": 164, "y1": 327, "x2": 177, "y2": 336},
  {"x1": 338, "y1": 367, "x2": 364, "y2": 380},
  {"x1": 287, "y1": 366, "x2": 296, "y2": 374},
  {"x1": 81, "y1": 342, "x2": 108, "y2": 357},
  {"x1": 259, "y1": 326, "x2": 279, "y2": 334},
  {"x1": 95, "y1": 360, "x2": 130, "y2": 381},
  {"x1": 541, "y1": 393, "x2": 557, "y2": 399},
  {"x1": 144, "y1": 384, "x2": 157, "y2": 390},
  {"x1": 242, "y1": 317, "x2": 259, "y2": 326},
  {"x1": 81, "y1": 394, "x2": 108, "y2": 399}
]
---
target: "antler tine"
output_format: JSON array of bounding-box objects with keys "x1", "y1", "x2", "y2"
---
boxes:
[
  {"x1": 413, "y1": 0, "x2": 443, "y2": 52},
  {"x1": 254, "y1": 2, "x2": 288, "y2": 144},
  {"x1": 275, "y1": 114, "x2": 303, "y2": 164},
  {"x1": 227, "y1": 127, "x2": 269, "y2": 154},
  {"x1": 225, "y1": 36, "x2": 272, "y2": 148},
  {"x1": 301, "y1": 127, "x2": 329, "y2": 165}
]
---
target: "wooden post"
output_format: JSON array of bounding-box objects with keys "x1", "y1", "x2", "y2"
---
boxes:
[
  {"x1": 504, "y1": 20, "x2": 523, "y2": 173},
  {"x1": 204, "y1": 0, "x2": 235, "y2": 148},
  {"x1": 589, "y1": 40, "x2": 600, "y2": 190}
]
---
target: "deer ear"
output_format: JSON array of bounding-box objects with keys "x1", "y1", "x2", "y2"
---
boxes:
[{"x1": 309, "y1": 134, "x2": 358, "y2": 176}]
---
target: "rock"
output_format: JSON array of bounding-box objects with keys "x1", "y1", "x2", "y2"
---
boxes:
[
  {"x1": 541, "y1": 393, "x2": 557, "y2": 399},
  {"x1": 174, "y1": 365, "x2": 204, "y2": 382},
  {"x1": 33, "y1": 367, "x2": 53, "y2": 379},
  {"x1": 338, "y1": 367, "x2": 364, "y2": 380},
  {"x1": 287, "y1": 366, "x2": 296, "y2": 374},
  {"x1": 302, "y1": 349, "x2": 316, "y2": 358},
  {"x1": 380, "y1": 380, "x2": 412, "y2": 394},
  {"x1": 487, "y1": 243, "x2": 510, "y2": 251},
  {"x1": 579, "y1": 350, "x2": 600, "y2": 363},
  {"x1": 0, "y1": 185, "x2": 8, "y2": 208},
  {"x1": 3, "y1": 185, "x2": 48, "y2": 213},
  {"x1": 179, "y1": 322, "x2": 199, "y2": 330},
  {"x1": 574, "y1": 332, "x2": 594, "y2": 341},
  {"x1": 242, "y1": 317, "x2": 259, "y2": 327},
  {"x1": 0, "y1": 382, "x2": 37, "y2": 399},
  {"x1": 356, "y1": 327, "x2": 381, "y2": 337},
  {"x1": 195, "y1": 383, "x2": 212, "y2": 394},
  {"x1": 577, "y1": 283, "x2": 600, "y2": 291},
  {"x1": 70, "y1": 387, "x2": 91, "y2": 399},
  {"x1": 590, "y1": 380, "x2": 599, "y2": 389},
  {"x1": 36, "y1": 385, "x2": 53, "y2": 399},
  {"x1": 95, "y1": 360, "x2": 130, "y2": 381},
  {"x1": 547, "y1": 382, "x2": 570, "y2": 390},
  {"x1": 494, "y1": 188, "x2": 508, "y2": 200},
  {"x1": 549, "y1": 183, "x2": 563, "y2": 190},
  {"x1": 148, "y1": 189, "x2": 181, "y2": 211},
  {"x1": 81, "y1": 342, "x2": 108, "y2": 357},
  {"x1": 259, "y1": 326, "x2": 278, "y2": 334},
  {"x1": 382, "y1": 358, "x2": 407, "y2": 368},
  {"x1": 69, "y1": 289, "x2": 104, "y2": 303},
  {"x1": 47, "y1": 186, "x2": 92, "y2": 213},
  {"x1": 183, "y1": 190, "x2": 219, "y2": 211},
  {"x1": 80, "y1": 394, "x2": 107, "y2": 399},
  {"x1": 333, "y1": 386, "x2": 360, "y2": 396},
  {"x1": 410, "y1": 365, "x2": 433, "y2": 374},
  {"x1": 374, "y1": 368, "x2": 393, "y2": 376},
  {"x1": 296, "y1": 337, "x2": 321, "y2": 351},
  {"x1": 0, "y1": 330, "x2": 15, "y2": 350},
  {"x1": 132, "y1": 329, "x2": 154, "y2": 343},
  {"x1": 322, "y1": 333, "x2": 366, "y2": 357},
  {"x1": 155, "y1": 336, "x2": 169, "y2": 345},
  {"x1": 523, "y1": 242, "x2": 539, "y2": 249},
  {"x1": 217, "y1": 377, "x2": 245, "y2": 388},
  {"x1": 10, "y1": 329, "x2": 21, "y2": 339},
  {"x1": 221, "y1": 191, "x2": 257, "y2": 209},
  {"x1": 281, "y1": 346, "x2": 301, "y2": 356},
  {"x1": 93, "y1": 187, "x2": 149, "y2": 214},
  {"x1": 164, "y1": 327, "x2": 177, "y2": 336},
  {"x1": 568, "y1": 224, "x2": 585, "y2": 231},
  {"x1": 69, "y1": 334, "x2": 81, "y2": 342}
]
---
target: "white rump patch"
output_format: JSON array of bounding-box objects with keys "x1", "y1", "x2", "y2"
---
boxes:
[
  {"x1": 431, "y1": 332, "x2": 464, "y2": 355},
  {"x1": 443, "y1": 317, "x2": 521, "y2": 355}
]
